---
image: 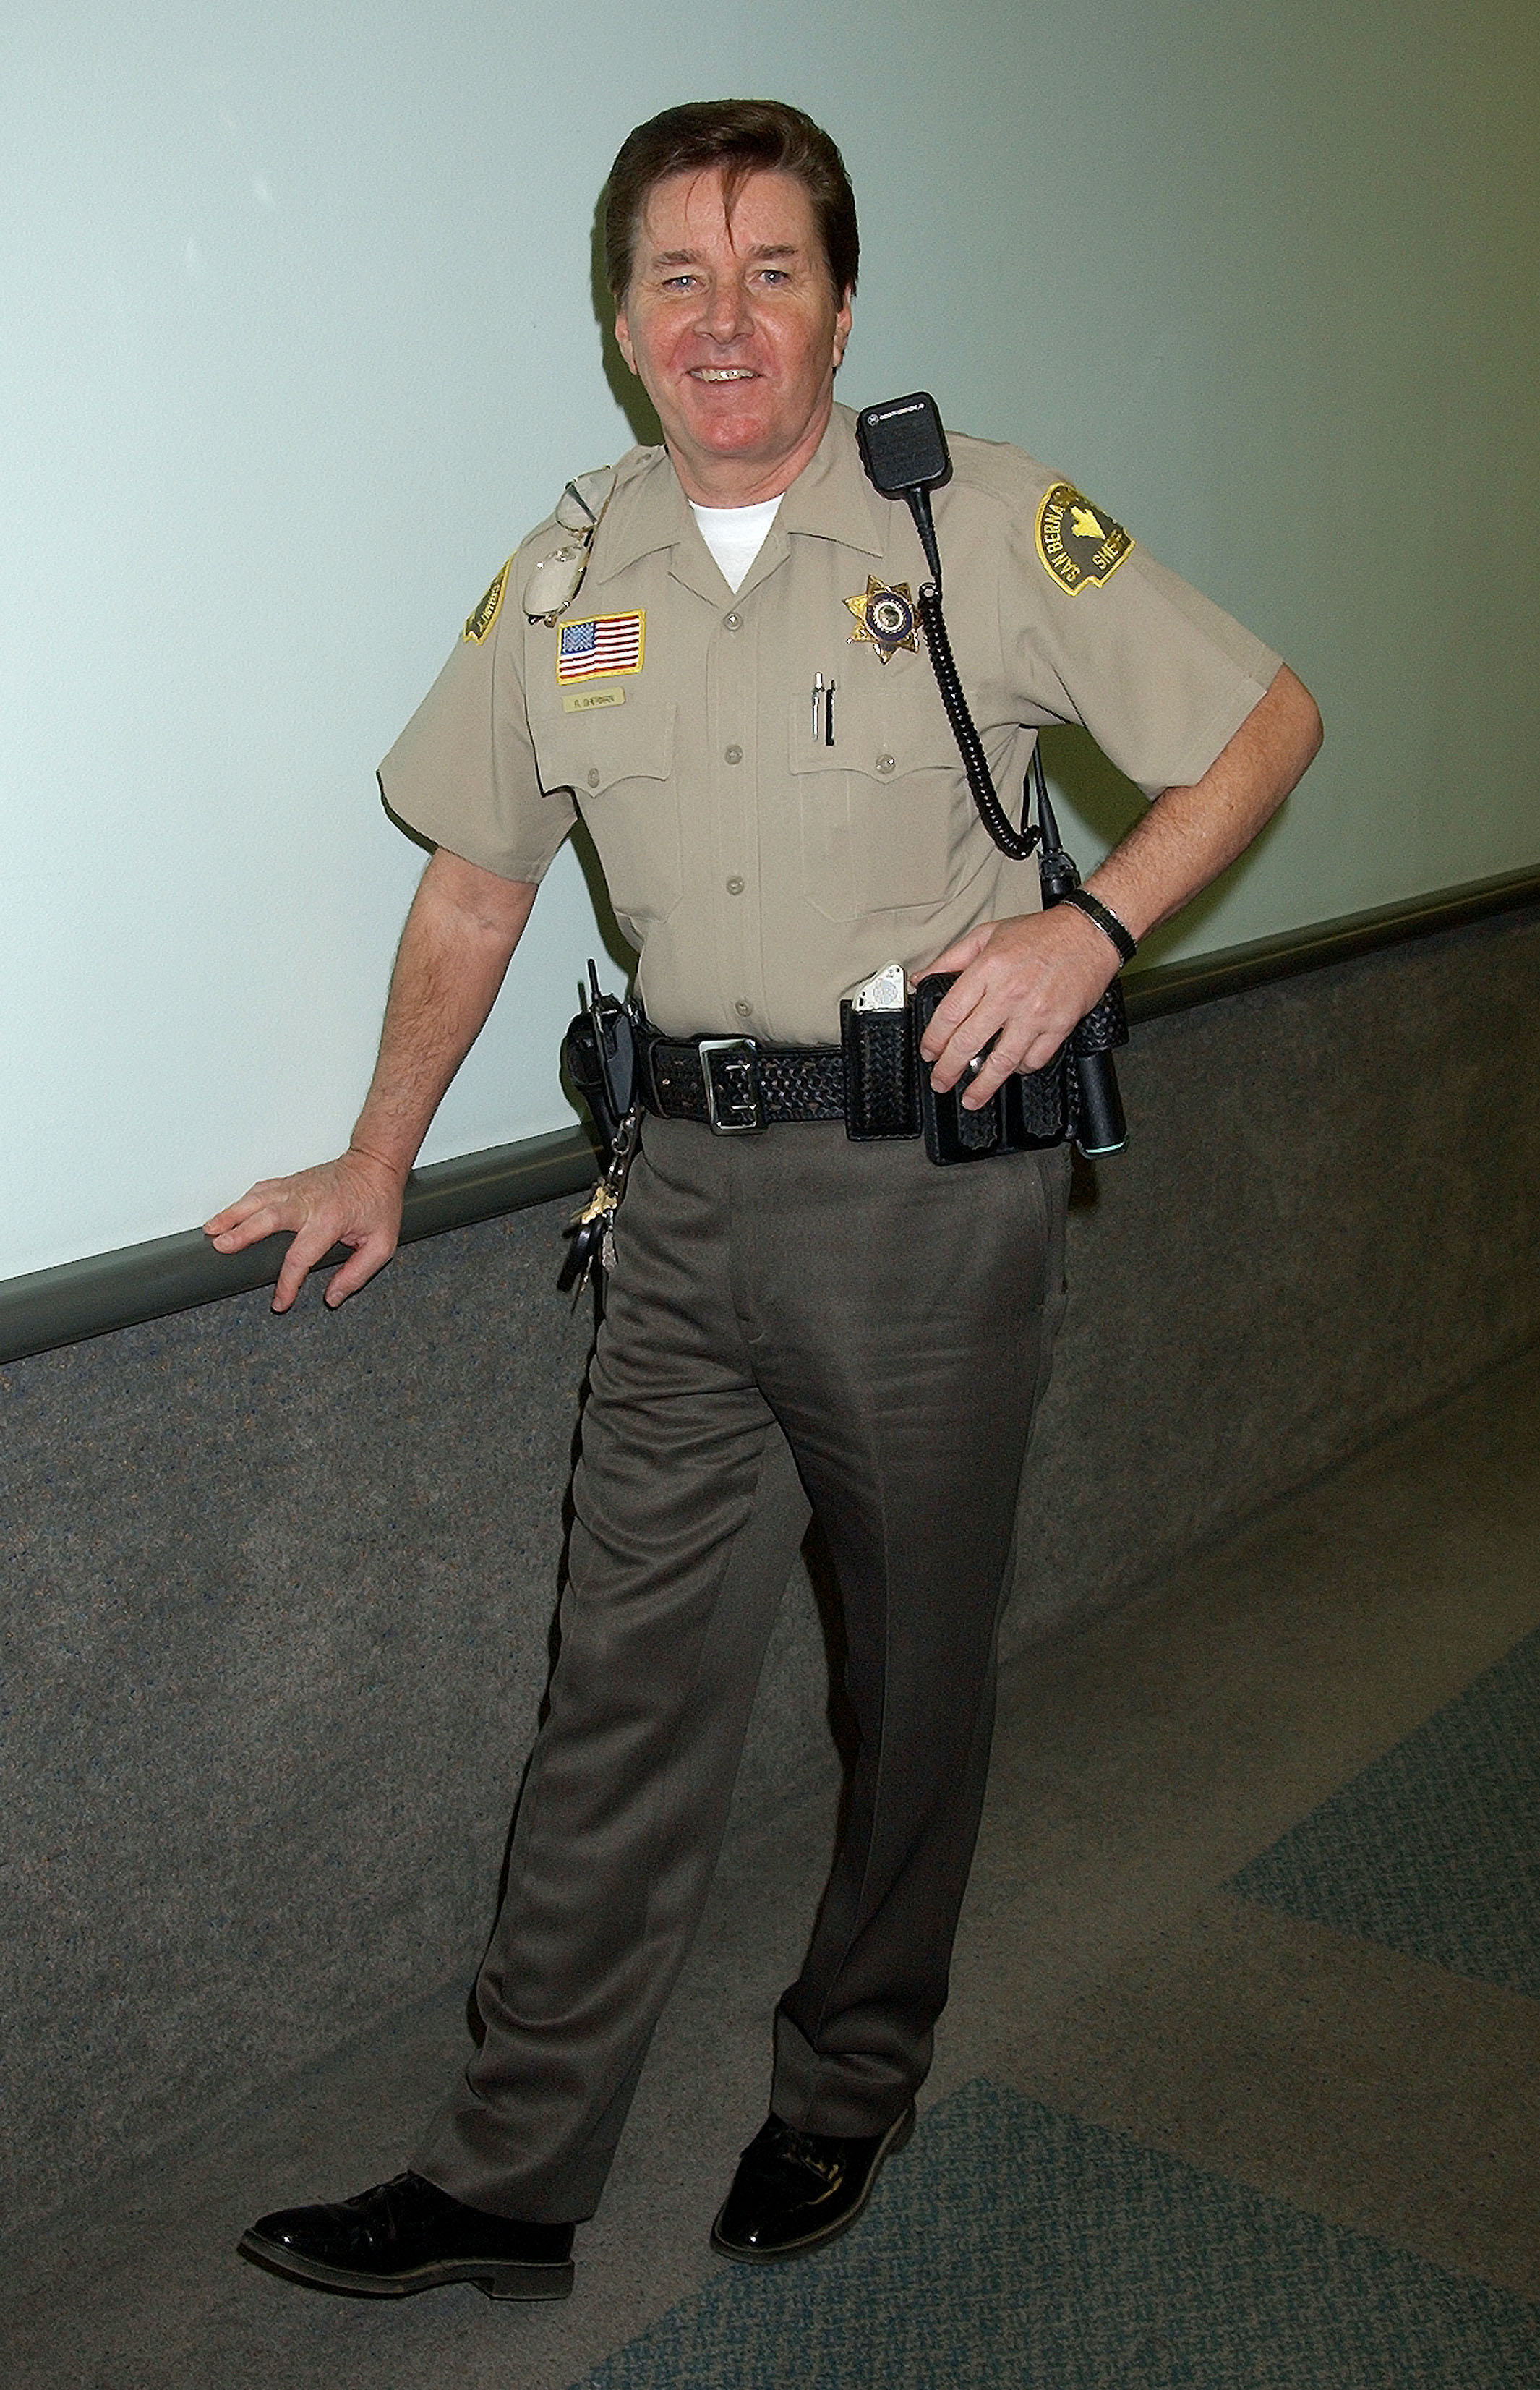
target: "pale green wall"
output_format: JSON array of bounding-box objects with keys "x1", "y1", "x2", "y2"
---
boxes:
[{"x1": 2, "y1": 1, "x2": 1536, "y2": 1276}]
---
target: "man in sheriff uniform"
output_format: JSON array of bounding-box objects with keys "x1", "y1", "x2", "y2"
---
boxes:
[{"x1": 211, "y1": 101, "x2": 1321, "y2": 2303}]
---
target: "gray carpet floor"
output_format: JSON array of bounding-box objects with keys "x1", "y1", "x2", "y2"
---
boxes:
[
  {"x1": 570, "y1": 2080, "x2": 1540, "y2": 2389},
  {"x1": 6, "y1": 1345, "x2": 1539, "y2": 2389},
  {"x1": 1230, "y1": 1618, "x2": 1540, "y2": 1994}
]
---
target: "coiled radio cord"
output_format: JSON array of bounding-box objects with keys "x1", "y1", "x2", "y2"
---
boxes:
[{"x1": 915, "y1": 581, "x2": 1039, "y2": 862}]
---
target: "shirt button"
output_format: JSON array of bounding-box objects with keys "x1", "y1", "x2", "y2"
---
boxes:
[
  {"x1": 723, "y1": 611, "x2": 743, "y2": 631},
  {"x1": 586, "y1": 769, "x2": 601, "y2": 788},
  {"x1": 735, "y1": 999, "x2": 754, "y2": 1018},
  {"x1": 876, "y1": 753, "x2": 896, "y2": 776},
  {"x1": 725, "y1": 876, "x2": 745, "y2": 895},
  {"x1": 724, "y1": 743, "x2": 743, "y2": 764}
]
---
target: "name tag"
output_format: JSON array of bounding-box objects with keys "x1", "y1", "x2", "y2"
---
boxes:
[{"x1": 562, "y1": 686, "x2": 625, "y2": 714}]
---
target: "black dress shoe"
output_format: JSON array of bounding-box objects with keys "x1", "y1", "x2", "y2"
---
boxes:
[
  {"x1": 238, "y1": 2170, "x2": 575, "y2": 2300},
  {"x1": 711, "y1": 2106, "x2": 915, "y2": 2262}
]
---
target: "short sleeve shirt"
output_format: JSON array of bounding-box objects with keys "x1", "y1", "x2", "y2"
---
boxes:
[{"x1": 379, "y1": 406, "x2": 1280, "y2": 1046}]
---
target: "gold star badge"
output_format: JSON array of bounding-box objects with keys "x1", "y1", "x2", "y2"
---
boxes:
[{"x1": 844, "y1": 577, "x2": 920, "y2": 662}]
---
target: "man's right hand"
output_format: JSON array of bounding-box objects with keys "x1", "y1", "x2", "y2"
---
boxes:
[
  {"x1": 204, "y1": 849, "x2": 539, "y2": 1316},
  {"x1": 204, "y1": 1145, "x2": 406, "y2": 1313}
]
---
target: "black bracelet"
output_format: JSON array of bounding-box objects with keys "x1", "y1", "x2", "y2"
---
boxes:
[{"x1": 1058, "y1": 886, "x2": 1137, "y2": 966}]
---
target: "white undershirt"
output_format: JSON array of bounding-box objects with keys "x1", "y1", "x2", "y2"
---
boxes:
[{"x1": 689, "y1": 495, "x2": 782, "y2": 594}]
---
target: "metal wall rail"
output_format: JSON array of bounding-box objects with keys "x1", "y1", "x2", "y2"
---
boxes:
[{"x1": 4, "y1": 863, "x2": 1537, "y2": 1367}]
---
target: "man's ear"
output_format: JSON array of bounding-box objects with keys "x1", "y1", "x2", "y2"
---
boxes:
[
  {"x1": 614, "y1": 311, "x2": 638, "y2": 375},
  {"x1": 833, "y1": 289, "x2": 853, "y2": 369}
]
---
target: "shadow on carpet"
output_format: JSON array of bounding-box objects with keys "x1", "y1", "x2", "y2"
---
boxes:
[
  {"x1": 565, "y1": 2080, "x2": 1539, "y2": 2389},
  {"x1": 1230, "y1": 1621, "x2": 1540, "y2": 1995}
]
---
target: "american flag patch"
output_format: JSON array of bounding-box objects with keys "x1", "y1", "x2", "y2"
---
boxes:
[{"x1": 556, "y1": 611, "x2": 645, "y2": 682}]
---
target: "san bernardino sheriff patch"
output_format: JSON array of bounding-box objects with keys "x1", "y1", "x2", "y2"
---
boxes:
[
  {"x1": 1035, "y1": 485, "x2": 1132, "y2": 595},
  {"x1": 463, "y1": 560, "x2": 510, "y2": 642}
]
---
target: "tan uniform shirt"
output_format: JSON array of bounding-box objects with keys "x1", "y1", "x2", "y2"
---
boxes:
[{"x1": 380, "y1": 406, "x2": 1280, "y2": 1046}]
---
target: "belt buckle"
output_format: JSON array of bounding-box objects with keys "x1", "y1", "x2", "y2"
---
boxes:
[{"x1": 698, "y1": 1038, "x2": 765, "y2": 1134}]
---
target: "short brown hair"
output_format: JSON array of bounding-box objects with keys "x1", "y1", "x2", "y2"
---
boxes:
[{"x1": 603, "y1": 101, "x2": 858, "y2": 304}]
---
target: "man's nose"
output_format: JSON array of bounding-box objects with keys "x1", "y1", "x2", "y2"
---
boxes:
[{"x1": 699, "y1": 277, "x2": 751, "y2": 343}]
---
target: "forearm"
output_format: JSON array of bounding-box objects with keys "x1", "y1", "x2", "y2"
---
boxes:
[
  {"x1": 205, "y1": 845, "x2": 539, "y2": 1308},
  {"x1": 920, "y1": 662, "x2": 1322, "y2": 1101},
  {"x1": 1085, "y1": 662, "x2": 1322, "y2": 944},
  {"x1": 348, "y1": 848, "x2": 538, "y2": 1188}
]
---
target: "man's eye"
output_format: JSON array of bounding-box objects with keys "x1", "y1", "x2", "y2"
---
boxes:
[{"x1": 661, "y1": 273, "x2": 698, "y2": 291}]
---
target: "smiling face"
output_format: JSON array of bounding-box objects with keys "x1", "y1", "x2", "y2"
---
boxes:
[{"x1": 614, "y1": 166, "x2": 852, "y2": 506}]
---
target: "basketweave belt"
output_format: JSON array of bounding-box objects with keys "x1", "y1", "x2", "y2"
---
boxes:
[
  {"x1": 642, "y1": 1032, "x2": 848, "y2": 1133},
  {"x1": 636, "y1": 996, "x2": 1091, "y2": 1158}
]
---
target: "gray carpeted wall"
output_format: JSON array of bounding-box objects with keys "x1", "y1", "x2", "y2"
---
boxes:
[{"x1": 4, "y1": 910, "x2": 1538, "y2": 2235}]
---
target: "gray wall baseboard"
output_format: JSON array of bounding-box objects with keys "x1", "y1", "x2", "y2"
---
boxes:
[
  {"x1": 1120, "y1": 861, "x2": 1540, "y2": 1021},
  {"x1": 2, "y1": 893, "x2": 1538, "y2": 2232},
  {"x1": 0, "y1": 1129, "x2": 597, "y2": 1367},
  {"x1": 5, "y1": 864, "x2": 1536, "y2": 1369}
]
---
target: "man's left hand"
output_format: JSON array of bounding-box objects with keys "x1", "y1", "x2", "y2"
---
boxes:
[
  {"x1": 918, "y1": 905, "x2": 1117, "y2": 1109},
  {"x1": 919, "y1": 665, "x2": 1325, "y2": 1110}
]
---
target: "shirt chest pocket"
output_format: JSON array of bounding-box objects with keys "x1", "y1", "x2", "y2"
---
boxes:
[
  {"x1": 787, "y1": 676, "x2": 964, "y2": 922},
  {"x1": 534, "y1": 699, "x2": 680, "y2": 927}
]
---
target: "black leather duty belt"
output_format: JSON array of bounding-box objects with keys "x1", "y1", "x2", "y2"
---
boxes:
[
  {"x1": 636, "y1": 989, "x2": 1095, "y2": 1158},
  {"x1": 641, "y1": 1033, "x2": 847, "y2": 1135}
]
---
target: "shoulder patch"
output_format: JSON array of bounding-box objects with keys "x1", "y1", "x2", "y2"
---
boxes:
[
  {"x1": 463, "y1": 560, "x2": 510, "y2": 643},
  {"x1": 1035, "y1": 485, "x2": 1132, "y2": 595}
]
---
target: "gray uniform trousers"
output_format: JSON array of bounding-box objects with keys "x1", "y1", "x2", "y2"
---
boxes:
[{"x1": 413, "y1": 1113, "x2": 1069, "y2": 2222}]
